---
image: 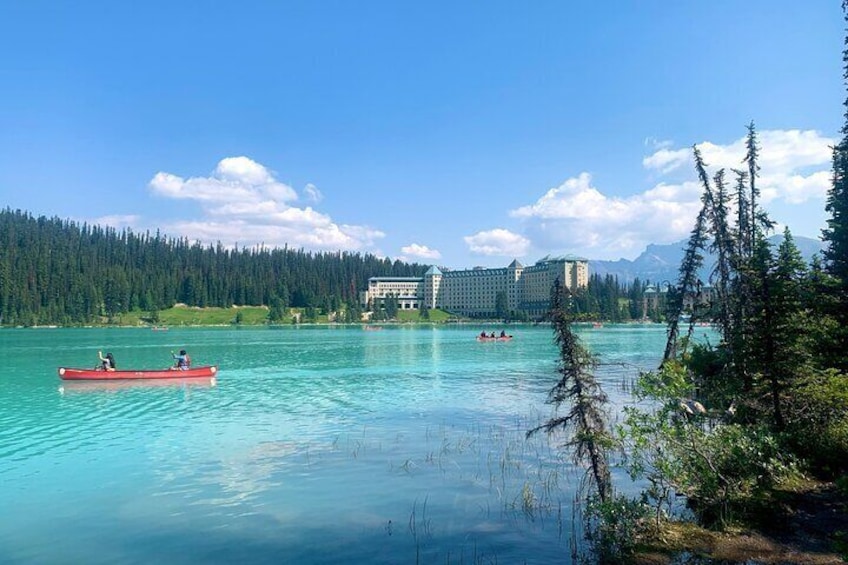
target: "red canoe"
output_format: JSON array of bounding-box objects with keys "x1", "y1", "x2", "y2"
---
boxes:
[
  {"x1": 476, "y1": 336, "x2": 513, "y2": 342},
  {"x1": 58, "y1": 365, "x2": 218, "y2": 381}
]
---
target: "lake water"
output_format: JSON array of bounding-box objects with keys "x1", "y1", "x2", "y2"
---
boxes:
[{"x1": 0, "y1": 324, "x2": 683, "y2": 564}]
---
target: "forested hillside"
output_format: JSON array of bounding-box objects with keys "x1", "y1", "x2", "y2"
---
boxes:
[{"x1": 0, "y1": 209, "x2": 425, "y2": 326}]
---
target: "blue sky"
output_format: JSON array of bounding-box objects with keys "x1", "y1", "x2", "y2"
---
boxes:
[{"x1": 0, "y1": 1, "x2": 843, "y2": 267}]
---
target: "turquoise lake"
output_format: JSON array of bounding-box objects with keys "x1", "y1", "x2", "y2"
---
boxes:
[{"x1": 0, "y1": 324, "x2": 690, "y2": 564}]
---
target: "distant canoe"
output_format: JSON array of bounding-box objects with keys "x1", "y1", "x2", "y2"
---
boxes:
[
  {"x1": 58, "y1": 366, "x2": 217, "y2": 381},
  {"x1": 476, "y1": 336, "x2": 513, "y2": 342},
  {"x1": 151, "y1": 326, "x2": 169, "y2": 331}
]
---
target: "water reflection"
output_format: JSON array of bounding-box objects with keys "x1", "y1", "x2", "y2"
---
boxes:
[
  {"x1": 1, "y1": 325, "x2": 685, "y2": 563},
  {"x1": 58, "y1": 377, "x2": 217, "y2": 395}
]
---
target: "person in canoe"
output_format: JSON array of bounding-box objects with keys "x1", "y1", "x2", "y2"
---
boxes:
[
  {"x1": 171, "y1": 349, "x2": 191, "y2": 370},
  {"x1": 97, "y1": 351, "x2": 116, "y2": 371}
]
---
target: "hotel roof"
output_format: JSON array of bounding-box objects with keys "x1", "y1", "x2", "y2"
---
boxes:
[{"x1": 424, "y1": 265, "x2": 443, "y2": 275}]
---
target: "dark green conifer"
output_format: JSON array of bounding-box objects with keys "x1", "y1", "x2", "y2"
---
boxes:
[
  {"x1": 821, "y1": 1, "x2": 848, "y2": 370},
  {"x1": 528, "y1": 277, "x2": 611, "y2": 503}
]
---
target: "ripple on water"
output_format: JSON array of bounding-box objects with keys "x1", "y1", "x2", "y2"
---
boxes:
[{"x1": 0, "y1": 324, "x2": 708, "y2": 563}]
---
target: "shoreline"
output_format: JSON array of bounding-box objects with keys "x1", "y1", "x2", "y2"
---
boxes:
[
  {"x1": 7, "y1": 320, "x2": 671, "y2": 329},
  {"x1": 636, "y1": 479, "x2": 847, "y2": 564}
]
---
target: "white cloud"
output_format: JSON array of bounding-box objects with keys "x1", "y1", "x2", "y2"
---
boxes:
[
  {"x1": 642, "y1": 147, "x2": 691, "y2": 174},
  {"x1": 776, "y1": 170, "x2": 831, "y2": 204},
  {"x1": 147, "y1": 156, "x2": 383, "y2": 251},
  {"x1": 401, "y1": 243, "x2": 441, "y2": 260},
  {"x1": 166, "y1": 219, "x2": 384, "y2": 251},
  {"x1": 647, "y1": 138, "x2": 674, "y2": 149},
  {"x1": 508, "y1": 129, "x2": 834, "y2": 260},
  {"x1": 643, "y1": 129, "x2": 834, "y2": 204},
  {"x1": 513, "y1": 173, "x2": 625, "y2": 220},
  {"x1": 510, "y1": 173, "x2": 701, "y2": 259},
  {"x1": 150, "y1": 156, "x2": 298, "y2": 205},
  {"x1": 464, "y1": 229, "x2": 530, "y2": 257},
  {"x1": 303, "y1": 183, "x2": 323, "y2": 203},
  {"x1": 696, "y1": 130, "x2": 832, "y2": 172}
]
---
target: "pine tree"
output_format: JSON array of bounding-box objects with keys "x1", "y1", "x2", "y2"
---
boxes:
[
  {"x1": 344, "y1": 300, "x2": 362, "y2": 323},
  {"x1": 744, "y1": 121, "x2": 762, "y2": 251},
  {"x1": 747, "y1": 230, "x2": 810, "y2": 429},
  {"x1": 0, "y1": 208, "x2": 428, "y2": 326},
  {"x1": 528, "y1": 277, "x2": 611, "y2": 503},
  {"x1": 664, "y1": 189, "x2": 708, "y2": 363},
  {"x1": 768, "y1": 229, "x2": 810, "y2": 427},
  {"x1": 821, "y1": 1, "x2": 848, "y2": 371},
  {"x1": 495, "y1": 291, "x2": 508, "y2": 320},
  {"x1": 268, "y1": 295, "x2": 287, "y2": 323},
  {"x1": 384, "y1": 293, "x2": 398, "y2": 319}
]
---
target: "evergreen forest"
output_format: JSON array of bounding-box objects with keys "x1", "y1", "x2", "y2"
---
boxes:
[
  {"x1": 0, "y1": 209, "x2": 426, "y2": 326},
  {"x1": 0, "y1": 207, "x2": 662, "y2": 327}
]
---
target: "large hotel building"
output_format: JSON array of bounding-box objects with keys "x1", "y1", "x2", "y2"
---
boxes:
[{"x1": 361, "y1": 256, "x2": 589, "y2": 318}]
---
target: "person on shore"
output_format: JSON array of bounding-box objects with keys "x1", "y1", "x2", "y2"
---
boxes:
[
  {"x1": 171, "y1": 349, "x2": 191, "y2": 370},
  {"x1": 98, "y1": 351, "x2": 116, "y2": 371}
]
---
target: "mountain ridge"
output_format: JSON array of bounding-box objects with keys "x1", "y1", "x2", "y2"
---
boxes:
[{"x1": 589, "y1": 235, "x2": 825, "y2": 284}]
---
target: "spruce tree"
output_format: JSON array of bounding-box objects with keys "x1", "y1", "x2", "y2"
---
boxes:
[
  {"x1": 822, "y1": 1, "x2": 848, "y2": 370},
  {"x1": 663, "y1": 188, "x2": 708, "y2": 363},
  {"x1": 528, "y1": 277, "x2": 611, "y2": 503},
  {"x1": 744, "y1": 121, "x2": 761, "y2": 250},
  {"x1": 769, "y1": 229, "x2": 810, "y2": 427}
]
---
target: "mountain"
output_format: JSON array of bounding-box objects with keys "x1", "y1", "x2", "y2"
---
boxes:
[{"x1": 589, "y1": 235, "x2": 826, "y2": 284}]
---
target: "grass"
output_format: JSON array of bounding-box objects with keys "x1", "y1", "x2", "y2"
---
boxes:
[
  {"x1": 117, "y1": 305, "x2": 272, "y2": 326},
  {"x1": 108, "y1": 306, "x2": 461, "y2": 327},
  {"x1": 395, "y1": 309, "x2": 453, "y2": 323},
  {"x1": 631, "y1": 476, "x2": 848, "y2": 565},
  {"x1": 635, "y1": 520, "x2": 845, "y2": 565}
]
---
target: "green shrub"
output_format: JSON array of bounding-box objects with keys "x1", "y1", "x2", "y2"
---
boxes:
[
  {"x1": 685, "y1": 342, "x2": 742, "y2": 409},
  {"x1": 784, "y1": 369, "x2": 848, "y2": 477},
  {"x1": 624, "y1": 373, "x2": 800, "y2": 529},
  {"x1": 835, "y1": 474, "x2": 848, "y2": 496},
  {"x1": 584, "y1": 493, "x2": 652, "y2": 563},
  {"x1": 682, "y1": 424, "x2": 799, "y2": 526}
]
